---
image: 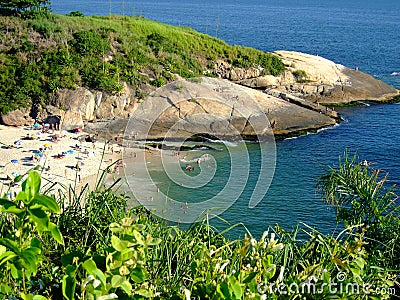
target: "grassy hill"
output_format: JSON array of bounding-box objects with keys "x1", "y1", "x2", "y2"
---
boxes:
[{"x1": 0, "y1": 13, "x2": 285, "y2": 115}]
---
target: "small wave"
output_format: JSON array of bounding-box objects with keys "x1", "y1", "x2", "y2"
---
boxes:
[
  {"x1": 358, "y1": 101, "x2": 370, "y2": 106},
  {"x1": 284, "y1": 123, "x2": 340, "y2": 141},
  {"x1": 316, "y1": 123, "x2": 340, "y2": 133},
  {"x1": 391, "y1": 72, "x2": 399, "y2": 76},
  {"x1": 204, "y1": 139, "x2": 240, "y2": 147},
  {"x1": 180, "y1": 154, "x2": 211, "y2": 163}
]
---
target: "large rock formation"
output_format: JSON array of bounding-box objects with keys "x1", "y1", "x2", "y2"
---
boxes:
[
  {"x1": 87, "y1": 77, "x2": 337, "y2": 140},
  {"x1": 0, "y1": 107, "x2": 33, "y2": 126},
  {"x1": 45, "y1": 83, "x2": 139, "y2": 131},
  {"x1": 234, "y1": 51, "x2": 399, "y2": 104}
]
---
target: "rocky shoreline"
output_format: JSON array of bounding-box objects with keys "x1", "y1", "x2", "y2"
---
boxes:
[{"x1": 1, "y1": 51, "x2": 398, "y2": 141}]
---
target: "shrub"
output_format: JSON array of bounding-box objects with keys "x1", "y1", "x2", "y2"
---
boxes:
[
  {"x1": 66, "y1": 11, "x2": 84, "y2": 17},
  {"x1": 71, "y1": 30, "x2": 110, "y2": 55},
  {"x1": 146, "y1": 32, "x2": 174, "y2": 55},
  {"x1": 293, "y1": 69, "x2": 307, "y2": 78},
  {"x1": 151, "y1": 76, "x2": 166, "y2": 87}
]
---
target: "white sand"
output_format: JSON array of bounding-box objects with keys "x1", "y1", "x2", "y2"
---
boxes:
[{"x1": 0, "y1": 125, "x2": 123, "y2": 192}]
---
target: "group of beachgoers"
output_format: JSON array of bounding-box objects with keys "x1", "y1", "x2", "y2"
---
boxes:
[{"x1": 181, "y1": 153, "x2": 210, "y2": 172}]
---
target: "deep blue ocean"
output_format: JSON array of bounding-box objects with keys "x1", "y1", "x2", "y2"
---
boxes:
[{"x1": 51, "y1": 0, "x2": 400, "y2": 237}]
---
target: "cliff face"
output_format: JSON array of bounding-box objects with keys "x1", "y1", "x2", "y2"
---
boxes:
[{"x1": 2, "y1": 51, "x2": 398, "y2": 140}]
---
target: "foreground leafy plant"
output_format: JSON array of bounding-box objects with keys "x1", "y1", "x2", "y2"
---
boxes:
[
  {"x1": 62, "y1": 217, "x2": 161, "y2": 299},
  {"x1": 0, "y1": 171, "x2": 63, "y2": 299}
]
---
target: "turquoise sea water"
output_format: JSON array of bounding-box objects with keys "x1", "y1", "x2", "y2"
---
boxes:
[{"x1": 51, "y1": 0, "x2": 400, "y2": 237}]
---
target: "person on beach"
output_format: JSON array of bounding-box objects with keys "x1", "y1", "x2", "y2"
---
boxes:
[
  {"x1": 114, "y1": 165, "x2": 119, "y2": 175},
  {"x1": 77, "y1": 167, "x2": 82, "y2": 183}
]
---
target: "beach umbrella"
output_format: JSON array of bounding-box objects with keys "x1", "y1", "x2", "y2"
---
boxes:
[
  {"x1": 43, "y1": 143, "x2": 51, "y2": 148},
  {"x1": 11, "y1": 159, "x2": 18, "y2": 164}
]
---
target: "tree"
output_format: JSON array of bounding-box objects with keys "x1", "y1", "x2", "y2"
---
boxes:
[{"x1": 0, "y1": 0, "x2": 51, "y2": 17}]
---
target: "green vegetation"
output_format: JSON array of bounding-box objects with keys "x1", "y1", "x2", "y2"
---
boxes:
[
  {"x1": 0, "y1": 151, "x2": 398, "y2": 298},
  {"x1": 292, "y1": 69, "x2": 312, "y2": 83},
  {"x1": 0, "y1": 0, "x2": 50, "y2": 18},
  {"x1": 318, "y1": 151, "x2": 400, "y2": 269},
  {"x1": 0, "y1": 13, "x2": 285, "y2": 115}
]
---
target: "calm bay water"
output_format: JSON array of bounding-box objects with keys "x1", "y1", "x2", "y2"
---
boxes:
[{"x1": 51, "y1": 0, "x2": 400, "y2": 237}]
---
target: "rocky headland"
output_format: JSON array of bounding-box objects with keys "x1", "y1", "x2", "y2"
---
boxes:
[{"x1": 2, "y1": 51, "x2": 398, "y2": 141}]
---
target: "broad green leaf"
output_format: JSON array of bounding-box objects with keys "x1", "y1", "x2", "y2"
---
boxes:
[
  {"x1": 15, "y1": 191, "x2": 28, "y2": 202},
  {"x1": 0, "y1": 198, "x2": 24, "y2": 215},
  {"x1": 33, "y1": 296, "x2": 48, "y2": 300},
  {"x1": 132, "y1": 230, "x2": 144, "y2": 245},
  {"x1": 118, "y1": 248, "x2": 134, "y2": 261},
  {"x1": 228, "y1": 276, "x2": 243, "y2": 299},
  {"x1": 130, "y1": 267, "x2": 147, "y2": 283},
  {"x1": 28, "y1": 208, "x2": 50, "y2": 232},
  {"x1": 135, "y1": 289, "x2": 153, "y2": 298},
  {"x1": 109, "y1": 222, "x2": 122, "y2": 233},
  {"x1": 0, "y1": 251, "x2": 17, "y2": 266},
  {"x1": 146, "y1": 237, "x2": 162, "y2": 246},
  {"x1": 0, "y1": 283, "x2": 12, "y2": 294},
  {"x1": 111, "y1": 275, "x2": 124, "y2": 288},
  {"x1": 20, "y1": 250, "x2": 40, "y2": 277},
  {"x1": 32, "y1": 195, "x2": 60, "y2": 213},
  {"x1": 82, "y1": 258, "x2": 98, "y2": 273},
  {"x1": 31, "y1": 237, "x2": 42, "y2": 250},
  {"x1": 1, "y1": 206, "x2": 24, "y2": 215},
  {"x1": 111, "y1": 235, "x2": 128, "y2": 251},
  {"x1": 22, "y1": 171, "x2": 41, "y2": 202},
  {"x1": 216, "y1": 282, "x2": 231, "y2": 298},
  {"x1": 0, "y1": 198, "x2": 17, "y2": 208},
  {"x1": 20, "y1": 292, "x2": 33, "y2": 300},
  {"x1": 83, "y1": 258, "x2": 106, "y2": 287},
  {"x1": 243, "y1": 271, "x2": 258, "y2": 284},
  {"x1": 98, "y1": 294, "x2": 118, "y2": 300},
  {"x1": 0, "y1": 238, "x2": 20, "y2": 254},
  {"x1": 62, "y1": 275, "x2": 76, "y2": 300},
  {"x1": 120, "y1": 280, "x2": 132, "y2": 296},
  {"x1": 64, "y1": 265, "x2": 78, "y2": 277},
  {"x1": 10, "y1": 263, "x2": 22, "y2": 279},
  {"x1": 49, "y1": 222, "x2": 64, "y2": 245}
]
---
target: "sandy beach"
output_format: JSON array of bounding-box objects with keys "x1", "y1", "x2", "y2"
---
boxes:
[{"x1": 0, "y1": 125, "x2": 124, "y2": 193}]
